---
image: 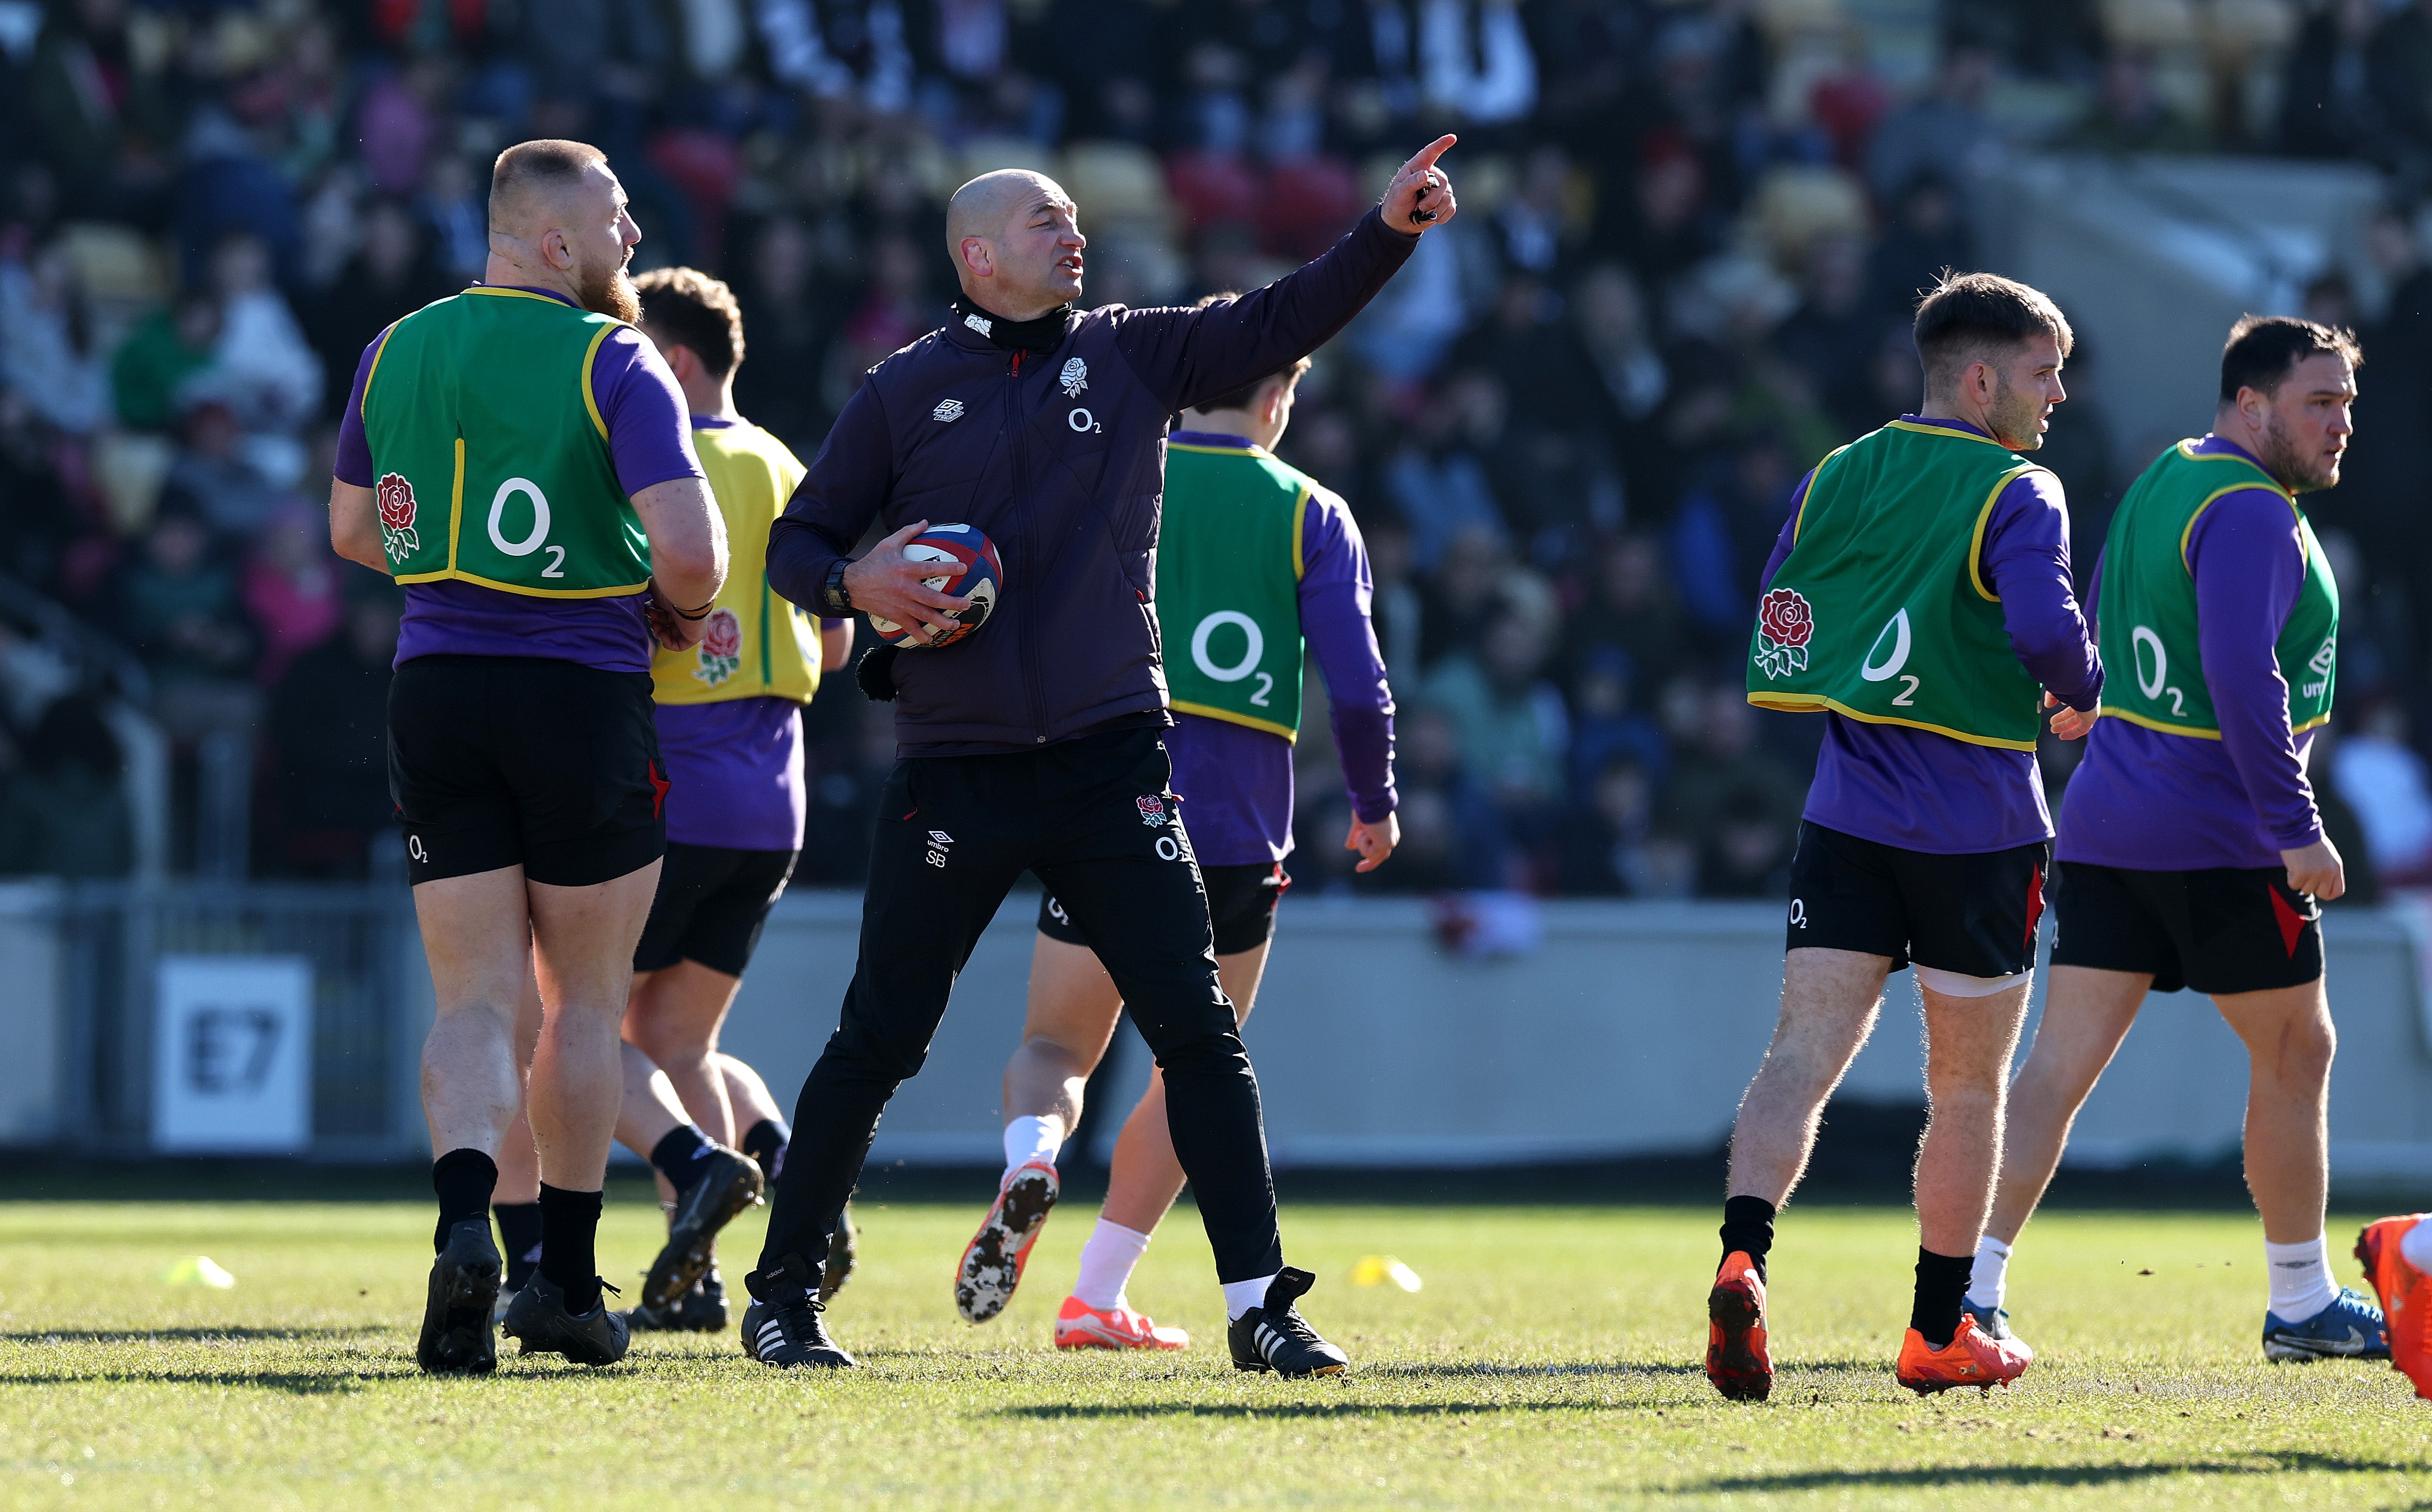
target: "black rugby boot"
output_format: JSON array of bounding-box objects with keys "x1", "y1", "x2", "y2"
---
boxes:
[
  {"x1": 628, "y1": 1267, "x2": 730, "y2": 1333},
  {"x1": 741, "y1": 1291, "x2": 857, "y2": 1369},
  {"x1": 1227, "y1": 1268, "x2": 1350, "y2": 1378},
  {"x1": 416, "y1": 1219, "x2": 502, "y2": 1375},
  {"x1": 823, "y1": 1207, "x2": 858, "y2": 1303},
  {"x1": 640, "y1": 1145, "x2": 764, "y2": 1311},
  {"x1": 502, "y1": 1273, "x2": 631, "y2": 1366}
]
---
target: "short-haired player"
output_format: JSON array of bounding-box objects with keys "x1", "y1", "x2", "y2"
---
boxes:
[
  {"x1": 328, "y1": 139, "x2": 728, "y2": 1372},
  {"x1": 1977, "y1": 317, "x2": 2387, "y2": 1363},
  {"x1": 952, "y1": 345, "x2": 1398, "y2": 1349},
  {"x1": 1717, "y1": 272, "x2": 2102, "y2": 1398}
]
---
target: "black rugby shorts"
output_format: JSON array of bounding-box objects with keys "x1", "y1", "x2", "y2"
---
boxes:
[
  {"x1": 1784, "y1": 820, "x2": 2049, "y2": 979},
  {"x1": 633, "y1": 842, "x2": 798, "y2": 977},
  {"x1": 388, "y1": 655, "x2": 666, "y2": 887},
  {"x1": 2049, "y1": 859, "x2": 2323, "y2": 995},
  {"x1": 1040, "y1": 860, "x2": 1289, "y2": 957}
]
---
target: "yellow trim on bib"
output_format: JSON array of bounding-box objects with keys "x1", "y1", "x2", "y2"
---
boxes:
[
  {"x1": 2097, "y1": 704, "x2": 2330, "y2": 741},
  {"x1": 461, "y1": 286, "x2": 572, "y2": 306},
  {"x1": 360, "y1": 321, "x2": 400, "y2": 420},
  {"x1": 580, "y1": 322, "x2": 615, "y2": 439},
  {"x1": 2174, "y1": 453, "x2": 2298, "y2": 577},
  {"x1": 1888, "y1": 419, "x2": 2014, "y2": 448},
  {"x1": 391, "y1": 567, "x2": 651, "y2": 599},
  {"x1": 1744, "y1": 690, "x2": 2042, "y2": 751},
  {"x1": 1168, "y1": 441, "x2": 1273, "y2": 458},
  {"x1": 1289, "y1": 485, "x2": 1310, "y2": 583},
  {"x1": 1170, "y1": 699, "x2": 1299, "y2": 742},
  {"x1": 1969, "y1": 463, "x2": 2040, "y2": 603},
  {"x1": 447, "y1": 436, "x2": 465, "y2": 570},
  {"x1": 1790, "y1": 443, "x2": 1852, "y2": 547}
]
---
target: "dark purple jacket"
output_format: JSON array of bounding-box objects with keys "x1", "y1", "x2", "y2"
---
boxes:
[{"x1": 767, "y1": 207, "x2": 1418, "y2": 755}]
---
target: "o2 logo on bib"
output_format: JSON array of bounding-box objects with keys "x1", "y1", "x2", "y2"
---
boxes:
[
  {"x1": 1192, "y1": 610, "x2": 1276, "y2": 708},
  {"x1": 488, "y1": 478, "x2": 566, "y2": 578},
  {"x1": 1860, "y1": 608, "x2": 1919, "y2": 707}
]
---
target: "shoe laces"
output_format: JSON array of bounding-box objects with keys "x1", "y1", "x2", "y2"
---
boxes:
[
  {"x1": 1258, "y1": 1302, "x2": 1327, "y2": 1353},
  {"x1": 767, "y1": 1292, "x2": 833, "y2": 1348}
]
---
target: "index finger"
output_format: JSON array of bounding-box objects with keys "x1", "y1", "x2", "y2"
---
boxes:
[
  {"x1": 1398, "y1": 134, "x2": 1457, "y2": 178},
  {"x1": 880, "y1": 517, "x2": 931, "y2": 548}
]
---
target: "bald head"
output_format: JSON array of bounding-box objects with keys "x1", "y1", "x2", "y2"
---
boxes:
[{"x1": 946, "y1": 170, "x2": 1086, "y2": 320}]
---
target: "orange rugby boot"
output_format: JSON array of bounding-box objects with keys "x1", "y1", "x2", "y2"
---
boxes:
[
  {"x1": 1054, "y1": 1296, "x2": 1191, "y2": 1350},
  {"x1": 1896, "y1": 1313, "x2": 2033, "y2": 1394},
  {"x1": 2356, "y1": 1215, "x2": 2431, "y2": 1397},
  {"x1": 953, "y1": 1160, "x2": 1059, "y2": 1324},
  {"x1": 1706, "y1": 1251, "x2": 1772, "y2": 1402}
]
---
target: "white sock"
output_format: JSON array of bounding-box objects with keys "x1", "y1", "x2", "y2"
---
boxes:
[
  {"x1": 2264, "y1": 1235, "x2": 2338, "y2": 1323},
  {"x1": 1071, "y1": 1219, "x2": 1153, "y2": 1311},
  {"x1": 1001, "y1": 1115, "x2": 1062, "y2": 1180},
  {"x1": 2402, "y1": 1218, "x2": 2432, "y2": 1273},
  {"x1": 1966, "y1": 1235, "x2": 2011, "y2": 1311},
  {"x1": 1222, "y1": 1273, "x2": 1280, "y2": 1321}
]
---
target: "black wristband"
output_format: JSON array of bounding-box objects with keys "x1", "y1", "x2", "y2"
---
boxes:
[
  {"x1": 671, "y1": 600, "x2": 714, "y2": 621},
  {"x1": 823, "y1": 559, "x2": 854, "y2": 614}
]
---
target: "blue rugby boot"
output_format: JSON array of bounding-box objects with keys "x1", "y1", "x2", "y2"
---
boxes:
[
  {"x1": 2262, "y1": 1286, "x2": 2390, "y2": 1362},
  {"x1": 1963, "y1": 1298, "x2": 2015, "y2": 1342}
]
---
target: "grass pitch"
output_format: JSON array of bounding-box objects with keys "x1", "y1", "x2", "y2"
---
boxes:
[{"x1": 2, "y1": 1182, "x2": 2428, "y2": 1509}]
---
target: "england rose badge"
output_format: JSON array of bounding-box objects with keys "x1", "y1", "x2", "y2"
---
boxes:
[{"x1": 1754, "y1": 588, "x2": 1814, "y2": 680}]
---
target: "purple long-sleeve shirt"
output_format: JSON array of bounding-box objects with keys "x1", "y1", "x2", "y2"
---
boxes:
[
  {"x1": 1760, "y1": 416, "x2": 2103, "y2": 854},
  {"x1": 334, "y1": 285, "x2": 704, "y2": 671},
  {"x1": 1160, "y1": 430, "x2": 1395, "y2": 866},
  {"x1": 2058, "y1": 435, "x2": 2321, "y2": 870}
]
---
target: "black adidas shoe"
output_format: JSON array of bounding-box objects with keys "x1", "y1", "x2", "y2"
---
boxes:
[
  {"x1": 741, "y1": 1290, "x2": 857, "y2": 1368},
  {"x1": 641, "y1": 1145, "x2": 765, "y2": 1311},
  {"x1": 1227, "y1": 1268, "x2": 1349, "y2": 1378},
  {"x1": 502, "y1": 1273, "x2": 631, "y2": 1366},
  {"x1": 823, "y1": 1207, "x2": 858, "y2": 1303},
  {"x1": 417, "y1": 1219, "x2": 502, "y2": 1375},
  {"x1": 628, "y1": 1267, "x2": 730, "y2": 1333}
]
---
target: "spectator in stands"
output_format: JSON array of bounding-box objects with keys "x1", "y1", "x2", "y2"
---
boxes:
[
  {"x1": 196, "y1": 232, "x2": 320, "y2": 439},
  {"x1": 108, "y1": 504, "x2": 257, "y2": 740},
  {"x1": 261, "y1": 580, "x2": 398, "y2": 878},
  {"x1": 0, "y1": 238, "x2": 110, "y2": 435},
  {"x1": 1868, "y1": 42, "x2": 2003, "y2": 202},
  {"x1": 2060, "y1": 51, "x2": 2207, "y2": 155},
  {"x1": 1564, "y1": 645, "x2": 1666, "y2": 802},
  {"x1": 162, "y1": 400, "x2": 282, "y2": 537},
  {"x1": 243, "y1": 503, "x2": 345, "y2": 688},
  {"x1": 2332, "y1": 701, "x2": 2432, "y2": 887},
  {"x1": 1423, "y1": 609, "x2": 1569, "y2": 868},
  {"x1": 306, "y1": 198, "x2": 457, "y2": 421},
  {"x1": 1387, "y1": 379, "x2": 1512, "y2": 574},
  {"x1": 112, "y1": 293, "x2": 223, "y2": 433},
  {"x1": 0, "y1": 694, "x2": 131, "y2": 878}
]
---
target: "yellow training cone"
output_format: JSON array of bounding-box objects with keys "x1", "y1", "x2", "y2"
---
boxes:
[
  {"x1": 1349, "y1": 1255, "x2": 1422, "y2": 1292},
  {"x1": 161, "y1": 1256, "x2": 236, "y2": 1288}
]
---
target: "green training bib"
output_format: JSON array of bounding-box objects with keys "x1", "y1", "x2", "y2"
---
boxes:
[
  {"x1": 1157, "y1": 441, "x2": 1309, "y2": 741},
  {"x1": 360, "y1": 287, "x2": 651, "y2": 599},
  {"x1": 2096, "y1": 438, "x2": 2337, "y2": 740},
  {"x1": 1747, "y1": 419, "x2": 2051, "y2": 751}
]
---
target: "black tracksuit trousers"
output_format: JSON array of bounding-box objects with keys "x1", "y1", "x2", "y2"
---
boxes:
[{"x1": 749, "y1": 726, "x2": 1284, "y2": 1297}]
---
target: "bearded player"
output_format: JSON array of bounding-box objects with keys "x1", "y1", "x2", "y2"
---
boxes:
[
  {"x1": 1973, "y1": 317, "x2": 2387, "y2": 1364},
  {"x1": 1718, "y1": 272, "x2": 2102, "y2": 1400},
  {"x1": 952, "y1": 343, "x2": 1398, "y2": 1349},
  {"x1": 327, "y1": 139, "x2": 727, "y2": 1373}
]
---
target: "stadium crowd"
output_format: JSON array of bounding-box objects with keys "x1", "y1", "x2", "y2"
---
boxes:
[{"x1": 0, "y1": 0, "x2": 2428, "y2": 898}]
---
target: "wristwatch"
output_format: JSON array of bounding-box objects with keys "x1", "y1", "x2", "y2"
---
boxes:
[{"x1": 823, "y1": 559, "x2": 854, "y2": 614}]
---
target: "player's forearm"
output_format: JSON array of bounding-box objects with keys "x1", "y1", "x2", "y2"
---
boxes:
[
  {"x1": 1153, "y1": 209, "x2": 1416, "y2": 413},
  {"x1": 1329, "y1": 703, "x2": 1398, "y2": 822},
  {"x1": 327, "y1": 479, "x2": 388, "y2": 573},
  {"x1": 1985, "y1": 496, "x2": 2101, "y2": 709},
  {"x1": 635, "y1": 476, "x2": 728, "y2": 610}
]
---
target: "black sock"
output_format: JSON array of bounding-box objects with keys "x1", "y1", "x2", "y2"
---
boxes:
[
  {"x1": 494, "y1": 1202, "x2": 543, "y2": 1291},
  {"x1": 537, "y1": 1184, "x2": 605, "y2": 1314},
  {"x1": 741, "y1": 1117, "x2": 790, "y2": 1184},
  {"x1": 1911, "y1": 1247, "x2": 1975, "y2": 1349},
  {"x1": 1719, "y1": 1194, "x2": 1777, "y2": 1282},
  {"x1": 431, "y1": 1148, "x2": 498, "y2": 1254},
  {"x1": 650, "y1": 1124, "x2": 715, "y2": 1196}
]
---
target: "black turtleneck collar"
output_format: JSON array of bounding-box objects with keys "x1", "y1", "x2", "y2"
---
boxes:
[{"x1": 951, "y1": 296, "x2": 1073, "y2": 353}]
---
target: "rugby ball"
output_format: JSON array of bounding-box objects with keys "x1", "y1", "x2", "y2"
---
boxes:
[{"x1": 868, "y1": 523, "x2": 1003, "y2": 649}]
